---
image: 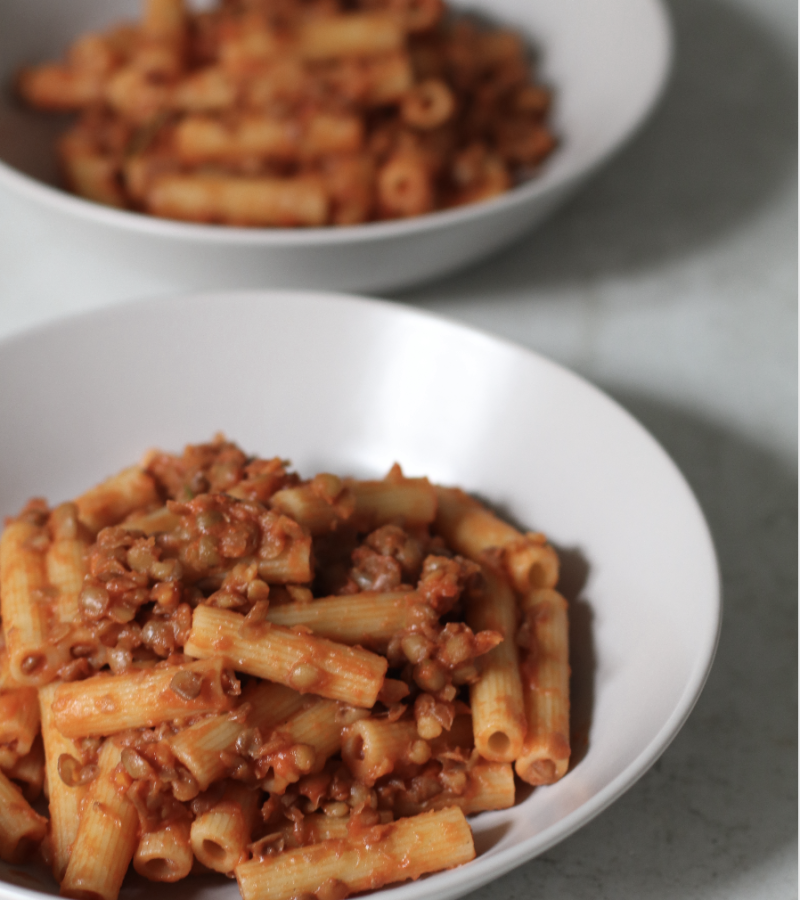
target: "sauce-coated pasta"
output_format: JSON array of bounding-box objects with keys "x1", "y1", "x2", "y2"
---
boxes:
[
  {"x1": 0, "y1": 436, "x2": 570, "y2": 900},
  {"x1": 16, "y1": 0, "x2": 556, "y2": 226}
]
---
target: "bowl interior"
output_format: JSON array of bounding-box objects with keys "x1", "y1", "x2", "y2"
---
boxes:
[
  {"x1": 0, "y1": 0, "x2": 671, "y2": 233},
  {"x1": 0, "y1": 291, "x2": 719, "y2": 900}
]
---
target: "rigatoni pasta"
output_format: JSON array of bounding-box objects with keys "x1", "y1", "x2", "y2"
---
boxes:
[
  {"x1": 191, "y1": 779, "x2": 261, "y2": 873},
  {"x1": 59, "y1": 738, "x2": 139, "y2": 900},
  {"x1": 16, "y1": 0, "x2": 556, "y2": 226},
  {"x1": 51, "y1": 656, "x2": 236, "y2": 738},
  {"x1": 37, "y1": 683, "x2": 89, "y2": 881},
  {"x1": 165, "y1": 680, "x2": 305, "y2": 790},
  {"x1": 0, "y1": 516, "x2": 71, "y2": 685},
  {"x1": 0, "y1": 435, "x2": 570, "y2": 899},
  {"x1": 515, "y1": 587, "x2": 571, "y2": 785},
  {"x1": 467, "y1": 566, "x2": 526, "y2": 762},
  {"x1": 184, "y1": 605, "x2": 388, "y2": 706},
  {"x1": 134, "y1": 818, "x2": 193, "y2": 882},
  {"x1": 236, "y1": 806, "x2": 476, "y2": 900}
]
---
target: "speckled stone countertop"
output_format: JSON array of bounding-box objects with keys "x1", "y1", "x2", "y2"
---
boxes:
[{"x1": 0, "y1": 0, "x2": 796, "y2": 897}]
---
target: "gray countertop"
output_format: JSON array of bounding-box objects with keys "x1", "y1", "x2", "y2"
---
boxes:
[{"x1": 0, "y1": 0, "x2": 796, "y2": 896}]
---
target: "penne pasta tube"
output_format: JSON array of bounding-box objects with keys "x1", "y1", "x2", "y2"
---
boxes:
[
  {"x1": 38, "y1": 682, "x2": 89, "y2": 881},
  {"x1": 16, "y1": 65, "x2": 104, "y2": 110},
  {"x1": 242, "y1": 678, "x2": 307, "y2": 730},
  {"x1": 265, "y1": 591, "x2": 429, "y2": 648},
  {"x1": 52, "y1": 657, "x2": 234, "y2": 739},
  {"x1": 165, "y1": 711, "x2": 245, "y2": 790},
  {"x1": 283, "y1": 812, "x2": 365, "y2": 844},
  {"x1": 0, "y1": 687, "x2": 40, "y2": 762},
  {"x1": 271, "y1": 472, "x2": 436, "y2": 533},
  {"x1": 297, "y1": 13, "x2": 405, "y2": 60},
  {"x1": 46, "y1": 502, "x2": 89, "y2": 624},
  {"x1": 255, "y1": 531, "x2": 313, "y2": 584},
  {"x1": 303, "y1": 114, "x2": 364, "y2": 158},
  {"x1": 103, "y1": 65, "x2": 172, "y2": 123},
  {"x1": 145, "y1": 174, "x2": 329, "y2": 227},
  {"x1": 269, "y1": 695, "x2": 342, "y2": 756},
  {"x1": 342, "y1": 716, "x2": 429, "y2": 785},
  {"x1": 377, "y1": 152, "x2": 434, "y2": 218},
  {"x1": 191, "y1": 780, "x2": 261, "y2": 873},
  {"x1": 350, "y1": 475, "x2": 437, "y2": 529},
  {"x1": 269, "y1": 481, "x2": 354, "y2": 536},
  {"x1": 174, "y1": 113, "x2": 363, "y2": 165},
  {"x1": 402, "y1": 78, "x2": 456, "y2": 129},
  {"x1": 392, "y1": 760, "x2": 515, "y2": 817},
  {"x1": 466, "y1": 567, "x2": 526, "y2": 762},
  {"x1": 435, "y1": 486, "x2": 559, "y2": 592},
  {"x1": 167, "y1": 680, "x2": 305, "y2": 790},
  {"x1": 0, "y1": 766, "x2": 48, "y2": 863},
  {"x1": 260, "y1": 696, "x2": 344, "y2": 793},
  {"x1": 0, "y1": 519, "x2": 70, "y2": 684},
  {"x1": 134, "y1": 819, "x2": 194, "y2": 882},
  {"x1": 235, "y1": 806, "x2": 475, "y2": 900},
  {"x1": 515, "y1": 588, "x2": 570, "y2": 785},
  {"x1": 75, "y1": 465, "x2": 160, "y2": 536},
  {"x1": 271, "y1": 810, "x2": 395, "y2": 849},
  {"x1": 184, "y1": 606, "x2": 387, "y2": 708},
  {"x1": 174, "y1": 116, "x2": 291, "y2": 164},
  {"x1": 61, "y1": 739, "x2": 139, "y2": 900}
]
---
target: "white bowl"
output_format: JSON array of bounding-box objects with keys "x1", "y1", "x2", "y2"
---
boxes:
[
  {"x1": 0, "y1": 0, "x2": 671, "y2": 292},
  {"x1": 0, "y1": 290, "x2": 719, "y2": 900}
]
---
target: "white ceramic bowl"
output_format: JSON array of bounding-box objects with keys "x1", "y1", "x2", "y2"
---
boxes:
[
  {"x1": 0, "y1": 0, "x2": 671, "y2": 292},
  {"x1": 0, "y1": 290, "x2": 719, "y2": 900}
]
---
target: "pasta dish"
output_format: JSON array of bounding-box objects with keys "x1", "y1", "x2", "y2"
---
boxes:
[
  {"x1": 0, "y1": 437, "x2": 569, "y2": 900},
  {"x1": 16, "y1": 0, "x2": 556, "y2": 226}
]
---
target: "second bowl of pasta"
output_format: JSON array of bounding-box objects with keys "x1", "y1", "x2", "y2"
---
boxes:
[{"x1": 0, "y1": 0, "x2": 671, "y2": 290}]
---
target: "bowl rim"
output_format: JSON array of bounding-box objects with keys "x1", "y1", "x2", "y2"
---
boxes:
[
  {"x1": 0, "y1": 0, "x2": 673, "y2": 247},
  {"x1": 0, "y1": 287, "x2": 721, "y2": 900}
]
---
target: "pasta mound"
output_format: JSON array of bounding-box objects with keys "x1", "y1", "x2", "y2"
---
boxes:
[
  {"x1": 16, "y1": 0, "x2": 556, "y2": 226},
  {"x1": 0, "y1": 436, "x2": 569, "y2": 900}
]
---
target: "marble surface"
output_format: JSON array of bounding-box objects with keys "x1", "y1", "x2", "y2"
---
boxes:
[{"x1": 0, "y1": 0, "x2": 796, "y2": 897}]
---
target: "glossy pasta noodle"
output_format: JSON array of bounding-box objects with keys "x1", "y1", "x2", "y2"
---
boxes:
[
  {"x1": 16, "y1": 0, "x2": 556, "y2": 226},
  {"x1": 0, "y1": 437, "x2": 570, "y2": 900}
]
